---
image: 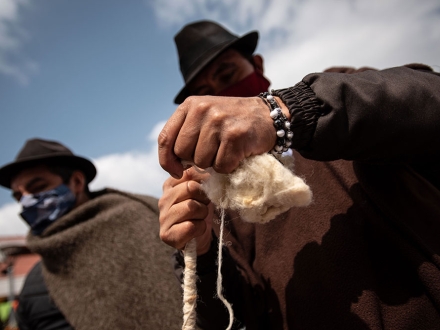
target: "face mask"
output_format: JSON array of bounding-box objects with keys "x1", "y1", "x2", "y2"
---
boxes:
[
  {"x1": 218, "y1": 70, "x2": 271, "y2": 97},
  {"x1": 19, "y1": 184, "x2": 76, "y2": 235}
]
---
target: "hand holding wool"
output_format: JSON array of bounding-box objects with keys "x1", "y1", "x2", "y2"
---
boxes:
[
  {"x1": 158, "y1": 95, "x2": 282, "y2": 178},
  {"x1": 158, "y1": 168, "x2": 213, "y2": 255}
]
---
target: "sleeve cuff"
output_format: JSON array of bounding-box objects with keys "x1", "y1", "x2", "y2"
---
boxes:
[{"x1": 272, "y1": 82, "x2": 324, "y2": 150}]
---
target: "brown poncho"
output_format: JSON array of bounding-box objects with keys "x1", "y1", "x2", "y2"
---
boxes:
[{"x1": 27, "y1": 188, "x2": 182, "y2": 330}]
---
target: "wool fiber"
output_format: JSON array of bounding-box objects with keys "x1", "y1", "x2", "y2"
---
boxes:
[{"x1": 202, "y1": 153, "x2": 312, "y2": 224}]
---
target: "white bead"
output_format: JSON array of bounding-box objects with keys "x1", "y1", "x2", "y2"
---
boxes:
[
  {"x1": 267, "y1": 94, "x2": 274, "y2": 101},
  {"x1": 284, "y1": 121, "x2": 291, "y2": 129},
  {"x1": 287, "y1": 131, "x2": 294, "y2": 139},
  {"x1": 270, "y1": 110, "x2": 279, "y2": 119},
  {"x1": 285, "y1": 141, "x2": 292, "y2": 147},
  {"x1": 275, "y1": 144, "x2": 283, "y2": 151},
  {"x1": 277, "y1": 130, "x2": 285, "y2": 137}
]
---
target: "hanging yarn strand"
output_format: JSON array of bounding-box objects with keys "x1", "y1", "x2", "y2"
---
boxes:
[
  {"x1": 182, "y1": 238, "x2": 198, "y2": 330},
  {"x1": 216, "y1": 208, "x2": 235, "y2": 330},
  {"x1": 179, "y1": 154, "x2": 312, "y2": 330}
]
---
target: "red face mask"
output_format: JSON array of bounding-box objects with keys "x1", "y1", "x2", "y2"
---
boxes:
[{"x1": 217, "y1": 70, "x2": 271, "y2": 97}]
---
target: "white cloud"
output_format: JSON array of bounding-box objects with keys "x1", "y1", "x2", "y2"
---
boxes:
[
  {"x1": 147, "y1": 120, "x2": 166, "y2": 142},
  {"x1": 150, "y1": 0, "x2": 440, "y2": 87},
  {"x1": 262, "y1": 0, "x2": 440, "y2": 88},
  {"x1": 0, "y1": 0, "x2": 37, "y2": 84},
  {"x1": 148, "y1": 0, "x2": 267, "y2": 32},
  {"x1": 90, "y1": 121, "x2": 168, "y2": 198},
  {"x1": 0, "y1": 202, "x2": 28, "y2": 236},
  {"x1": 89, "y1": 147, "x2": 168, "y2": 199}
]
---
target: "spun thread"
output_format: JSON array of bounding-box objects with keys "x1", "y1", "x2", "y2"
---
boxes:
[
  {"x1": 182, "y1": 239, "x2": 197, "y2": 330},
  {"x1": 216, "y1": 208, "x2": 235, "y2": 330}
]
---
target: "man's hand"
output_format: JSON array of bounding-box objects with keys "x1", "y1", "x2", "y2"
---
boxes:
[
  {"x1": 158, "y1": 95, "x2": 283, "y2": 178},
  {"x1": 158, "y1": 167, "x2": 213, "y2": 255}
]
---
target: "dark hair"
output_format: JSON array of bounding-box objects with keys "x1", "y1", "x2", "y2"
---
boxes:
[{"x1": 47, "y1": 165, "x2": 91, "y2": 196}]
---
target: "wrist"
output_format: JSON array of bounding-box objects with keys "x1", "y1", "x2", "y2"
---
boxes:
[
  {"x1": 274, "y1": 96, "x2": 291, "y2": 121},
  {"x1": 259, "y1": 92, "x2": 294, "y2": 155}
]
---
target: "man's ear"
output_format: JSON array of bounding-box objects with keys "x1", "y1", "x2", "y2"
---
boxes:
[
  {"x1": 69, "y1": 170, "x2": 86, "y2": 195},
  {"x1": 252, "y1": 54, "x2": 264, "y2": 74}
]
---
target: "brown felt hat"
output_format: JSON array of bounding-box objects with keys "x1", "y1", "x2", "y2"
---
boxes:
[
  {"x1": 0, "y1": 138, "x2": 97, "y2": 188},
  {"x1": 174, "y1": 20, "x2": 258, "y2": 104}
]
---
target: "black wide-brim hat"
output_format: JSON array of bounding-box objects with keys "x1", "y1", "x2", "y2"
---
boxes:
[
  {"x1": 0, "y1": 138, "x2": 97, "y2": 189},
  {"x1": 174, "y1": 20, "x2": 259, "y2": 104}
]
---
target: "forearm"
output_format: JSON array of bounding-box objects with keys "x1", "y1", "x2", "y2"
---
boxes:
[{"x1": 274, "y1": 66, "x2": 440, "y2": 162}]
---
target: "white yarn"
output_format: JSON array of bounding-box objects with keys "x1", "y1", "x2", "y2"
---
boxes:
[
  {"x1": 181, "y1": 153, "x2": 312, "y2": 330},
  {"x1": 182, "y1": 239, "x2": 197, "y2": 330},
  {"x1": 216, "y1": 208, "x2": 234, "y2": 330}
]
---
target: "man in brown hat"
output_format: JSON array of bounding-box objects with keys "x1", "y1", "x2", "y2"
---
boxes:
[
  {"x1": 158, "y1": 20, "x2": 440, "y2": 329},
  {"x1": 0, "y1": 138, "x2": 182, "y2": 330}
]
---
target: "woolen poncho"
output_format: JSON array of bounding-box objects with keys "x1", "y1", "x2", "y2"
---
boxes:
[{"x1": 27, "y1": 188, "x2": 182, "y2": 330}]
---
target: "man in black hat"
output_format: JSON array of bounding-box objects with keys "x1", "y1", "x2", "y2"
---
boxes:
[
  {"x1": 158, "y1": 20, "x2": 440, "y2": 329},
  {"x1": 0, "y1": 138, "x2": 182, "y2": 330},
  {"x1": 173, "y1": 20, "x2": 269, "y2": 105}
]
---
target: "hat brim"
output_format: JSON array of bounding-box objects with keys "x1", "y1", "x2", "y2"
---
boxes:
[
  {"x1": 174, "y1": 31, "x2": 259, "y2": 104},
  {"x1": 0, "y1": 154, "x2": 97, "y2": 189}
]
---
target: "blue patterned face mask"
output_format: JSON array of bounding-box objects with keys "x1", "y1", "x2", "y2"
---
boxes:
[{"x1": 19, "y1": 184, "x2": 76, "y2": 235}]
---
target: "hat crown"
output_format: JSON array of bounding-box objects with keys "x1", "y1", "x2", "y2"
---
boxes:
[
  {"x1": 16, "y1": 138, "x2": 73, "y2": 161},
  {"x1": 175, "y1": 21, "x2": 238, "y2": 81}
]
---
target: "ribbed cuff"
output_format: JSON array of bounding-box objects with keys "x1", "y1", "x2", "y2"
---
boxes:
[{"x1": 272, "y1": 82, "x2": 323, "y2": 150}]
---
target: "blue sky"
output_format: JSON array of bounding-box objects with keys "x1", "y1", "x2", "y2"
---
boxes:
[{"x1": 1, "y1": 0, "x2": 439, "y2": 235}]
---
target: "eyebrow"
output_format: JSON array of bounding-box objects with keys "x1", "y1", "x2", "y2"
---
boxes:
[{"x1": 11, "y1": 177, "x2": 45, "y2": 201}]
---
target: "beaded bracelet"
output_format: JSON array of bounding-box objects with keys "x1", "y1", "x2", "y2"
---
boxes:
[{"x1": 259, "y1": 92, "x2": 293, "y2": 155}]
